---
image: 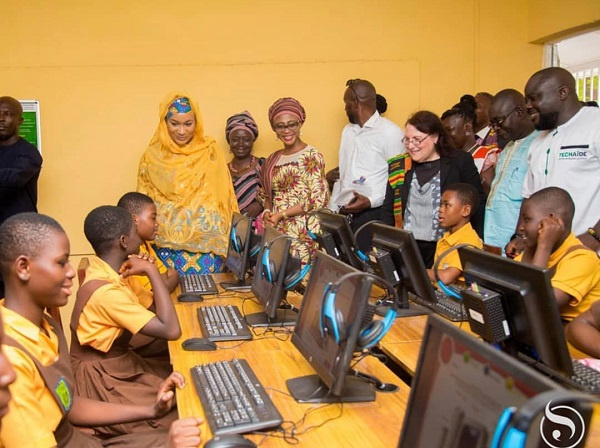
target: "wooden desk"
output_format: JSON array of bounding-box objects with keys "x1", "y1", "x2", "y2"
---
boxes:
[
  {"x1": 378, "y1": 315, "x2": 473, "y2": 377},
  {"x1": 378, "y1": 314, "x2": 589, "y2": 378},
  {"x1": 378, "y1": 315, "x2": 600, "y2": 446},
  {"x1": 169, "y1": 275, "x2": 410, "y2": 447}
]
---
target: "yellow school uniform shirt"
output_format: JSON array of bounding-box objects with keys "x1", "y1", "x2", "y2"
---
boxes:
[
  {"x1": 132, "y1": 241, "x2": 168, "y2": 300},
  {"x1": 0, "y1": 306, "x2": 63, "y2": 448},
  {"x1": 76, "y1": 256, "x2": 156, "y2": 353},
  {"x1": 434, "y1": 222, "x2": 483, "y2": 273},
  {"x1": 517, "y1": 233, "x2": 600, "y2": 320},
  {"x1": 125, "y1": 275, "x2": 155, "y2": 310}
]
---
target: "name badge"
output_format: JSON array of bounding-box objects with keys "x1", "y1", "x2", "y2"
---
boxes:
[{"x1": 558, "y1": 144, "x2": 589, "y2": 160}]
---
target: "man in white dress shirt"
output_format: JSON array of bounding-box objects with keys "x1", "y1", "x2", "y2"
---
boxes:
[{"x1": 328, "y1": 79, "x2": 405, "y2": 251}]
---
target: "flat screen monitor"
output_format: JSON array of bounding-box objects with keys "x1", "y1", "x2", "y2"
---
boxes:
[
  {"x1": 458, "y1": 247, "x2": 574, "y2": 377},
  {"x1": 247, "y1": 225, "x2": 297, "y2": 327},
  {"x1": 223, "y1": 213, "x2": 260, "y2": 291},
  {"x1": 314, "y1": 210, "x2": 365, "y2": 270},
  {"x1": 368, "y1": 223, "x2": 435, "y2": 317},
  {"x1": 287, "y1": 252, "x2": 375, "y2": 403},
  {"x1": 398, "y1": 315, "x2": 564, "y2": 448}
]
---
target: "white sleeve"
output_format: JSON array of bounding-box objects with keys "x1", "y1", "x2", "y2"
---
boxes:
[{"x1": 521, "y1": 147, "x2": 534, "y2": 198}]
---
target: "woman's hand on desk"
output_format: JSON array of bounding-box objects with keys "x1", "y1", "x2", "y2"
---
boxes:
[
  {"x1": 154, "y1": 371, "x2": 186, "y2": 417},
  {"x1": 166, "y1": 417, "x2": 204, "y2": 448}
]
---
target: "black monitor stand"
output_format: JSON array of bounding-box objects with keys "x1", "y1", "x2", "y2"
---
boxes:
[
  {"x1": 286, "y1": 374, "x2": 375, "y2": 403},
  {"x1": 375, "y1": 282, "x2": 430, "y2": 318},
  {"x1": 244, "y1": 306, "x2": 298, "y2": 327},
  {"x1": 221, "y1": 277, "x2": 253, "y2": 292}
]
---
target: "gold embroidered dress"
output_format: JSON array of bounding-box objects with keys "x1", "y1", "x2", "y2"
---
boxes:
[{"x1": 137, "y1": 93, "x2": 238, "y2": 273}]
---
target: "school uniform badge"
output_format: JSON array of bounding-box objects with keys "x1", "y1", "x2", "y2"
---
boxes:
[{"x1": 55, "y1": 377, "x2": 72, "y2": 411}]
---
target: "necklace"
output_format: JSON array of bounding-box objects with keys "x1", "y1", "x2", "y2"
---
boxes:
[{"x1": 229, "y1": 156, "x2": 255, "y2": 174}]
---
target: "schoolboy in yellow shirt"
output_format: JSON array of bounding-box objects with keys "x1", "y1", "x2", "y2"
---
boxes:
[
  {"x1": 515, "y1": 187, "x2": 600, "y2": 321},
  {"x1": 427, "y1": 183, "x2": 483, "y2": 285}
]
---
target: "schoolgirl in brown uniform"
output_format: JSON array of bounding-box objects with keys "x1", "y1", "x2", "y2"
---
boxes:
[
  {"x1": 0, "y1": 213, "x2": 185, "y2": 448},
  {"x1": 71, "y1": 206, "x2": 182, "y2": 439}
]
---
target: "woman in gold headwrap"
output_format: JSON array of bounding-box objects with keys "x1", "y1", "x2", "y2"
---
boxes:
[{"x1": 137, "y1": 93, "x2": 238, "y2": 274}]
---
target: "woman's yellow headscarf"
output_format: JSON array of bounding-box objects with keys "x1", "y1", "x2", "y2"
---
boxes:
[{"x1": 137, "y1": 92, "x2": 239, "y2": 255}]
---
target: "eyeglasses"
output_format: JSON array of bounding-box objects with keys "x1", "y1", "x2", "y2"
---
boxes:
[
  {"x1": 346, "y1": 78, "x2": 361, "y2": 100},
  {"x1": 273, "y1": 121, "x2": 300, "y2": 133},
  {"x1": 490, "y1": 106, "x2": 519, "y2": 130},
  {"x1": 402, "y1": 135, "x2": 430, "y2": 147}
]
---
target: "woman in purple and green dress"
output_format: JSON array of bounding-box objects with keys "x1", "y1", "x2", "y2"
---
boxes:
[
  {"x1": 226, "y1": 111, "x2": 264, "y2": 218},
  {"x1": 258, "y1": 97, "x2": 330, "y2": 263}
]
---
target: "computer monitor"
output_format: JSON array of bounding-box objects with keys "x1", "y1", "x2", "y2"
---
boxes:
[
  {"x1": 247, "y1": 225, "x2": 298, "y2": 327},
  {"x1": 314, "y1": 210, "x2": 365, "y2": 270},
  {"x1": 398, "y1": 315, "x2": 564, "y2": 448},
  {"x1": 222, "y1": 213, "x2": 260, "y2": 291},
  {"x1": 457, "y1": 247, "x2": 574, "y2": 377},
  {"x1": 367, "y1": 223, "x2": 434, "y2": 317},
  {"x1": 286, "y1": 252, "x2": 376, "y2": 403}
]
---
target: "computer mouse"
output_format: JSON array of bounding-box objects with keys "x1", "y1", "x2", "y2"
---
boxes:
[
  {"x1": 203, "y1": 434, "x2": 257, "y2": 448},
  {"x1": 177, "y1": 293, "x2": 203, "y2": 302},
  {"x1": 181, "y1": 338, "x2": 217, "y2": 351}
]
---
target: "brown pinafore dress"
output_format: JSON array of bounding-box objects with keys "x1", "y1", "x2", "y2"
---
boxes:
[
  {"x1": 69, "y1": 280, "x2": 174, "y2": 445},
  {"x1": 3, "y1": 315, "x2": 101, "y2": 448}
]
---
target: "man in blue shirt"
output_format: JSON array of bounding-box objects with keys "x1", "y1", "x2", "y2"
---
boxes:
[{"x1": 484, "y1": 89, "x2": 536, "y2": 250}]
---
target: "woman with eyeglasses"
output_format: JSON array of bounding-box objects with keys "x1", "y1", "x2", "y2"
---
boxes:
[
  {"x1": 137, "y1": 93, "x2": 238, "y2": 274},
  {"x1": 225, "y1": 111, "x2": 264, "y2": 218},
  {"x1": 381, "y1": 110, "x2": 485, "y2": 267},
  {"x1": 258, "y1": 97, "x2": 329, "y2": 263}
]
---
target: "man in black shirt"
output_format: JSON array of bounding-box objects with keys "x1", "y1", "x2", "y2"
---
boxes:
[{"x1": 0, "y1": 96, "x2": 43, "y2": 295}]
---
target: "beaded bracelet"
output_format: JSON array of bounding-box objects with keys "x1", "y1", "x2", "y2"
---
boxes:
[{"x1": 588, "y1": 227, "x2": 600, "y2": 243}]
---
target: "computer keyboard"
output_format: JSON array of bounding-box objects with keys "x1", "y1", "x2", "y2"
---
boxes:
[
  {"x1": 198, "y1": 305, "x2": 253, "y2": 342},
  {"x1": 180, "y1": 274, "x2": 219, "y2": 295},
  {"x1": 409, "y1": 290, "x2": 467, "y2": 322},
  {"x1": 191, "y1": 358, "x2": 283, "y2": 435},
  {"x1": 430, "y1": 290, "x2": 468, "y2": 322},
  {"x1": 570, "y1": 360, "x2": 600, "y2": 394}
]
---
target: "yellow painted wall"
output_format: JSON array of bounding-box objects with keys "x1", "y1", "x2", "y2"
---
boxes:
[
  {"x1": 3, "y1": 0, "x2": 598, "y2": 340},
  {"x1": 2, "y1": 0, "x2": 541, "y2": 255},
  {"x1": 2, "y1": 0, "x2": 546, "y2": 329},
  {"x1": 527, "y1": 0, "x2": 600, "y2": 43}
]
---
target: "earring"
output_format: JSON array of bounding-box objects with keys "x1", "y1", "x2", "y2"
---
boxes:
[{"x1": 466, "y1": 131, "x2": 471, "y2": 136}]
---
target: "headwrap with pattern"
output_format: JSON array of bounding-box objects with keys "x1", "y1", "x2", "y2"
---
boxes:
[
  {"x1": 225, "y1": 111, "x2": 259, "y2": 142},
  {"x1": 268, "y1": 97, "x2": 306, "y2": 126},
  {"x1": 166, "y1": 97, "x2": 192, "y2": 119}
]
